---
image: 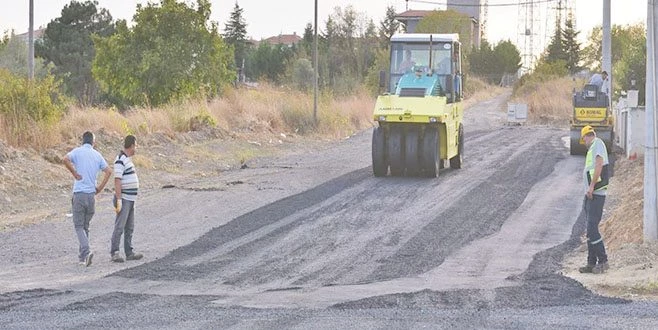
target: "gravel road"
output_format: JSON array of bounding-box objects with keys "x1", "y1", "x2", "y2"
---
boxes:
[{"x1": 2, "y1": 92, "x2": 657, "y2": 328}]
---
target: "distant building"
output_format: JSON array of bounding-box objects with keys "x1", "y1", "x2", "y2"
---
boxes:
[
  {"x1": 15, "y1": 28, "x2": 45, "y2": 44},
  {"x1": 395, "y1": 10, "x2": 434, "y2": 34},
  {"x1": 447, "y1": 0, "x2": 482, "y2": 48},
  {"x1": 260, "y1": 32, "x2": 301, "y2": 48},
  {"x1": 395, "y1": 2, "x2": 482, "y2": 49},
  {"x1": 447, "y1": 0, "x2": 481, "y2": 25}
]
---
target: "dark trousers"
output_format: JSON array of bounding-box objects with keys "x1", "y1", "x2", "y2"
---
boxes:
[{"x1": 584, "y1": 195, "x2": 608, "y2": 265}]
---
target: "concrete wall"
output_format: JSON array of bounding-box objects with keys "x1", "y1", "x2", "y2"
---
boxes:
[
  {"x1": 628, "y1": 107, "x2": 646, "y2": 158},
  {"x1": 406, "y1": 20, "x2": 419, "y2": 33},
  {"x1": 616, "y1": 100, "x2": 646, "y2": 158}
]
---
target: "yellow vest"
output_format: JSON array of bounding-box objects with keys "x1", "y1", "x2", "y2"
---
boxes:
[{"x1": 585, "y1": 138, "x2": 609, "y2": 191}]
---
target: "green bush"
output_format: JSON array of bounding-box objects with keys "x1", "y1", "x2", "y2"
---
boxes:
[
  {"x1": 365, "y1": 48, "x2": 390, "y2": 95},
  {"x1": 189, "y1": 112, "x2": 217, "y2": 131},
  {"x1": 92, "y1": 1, "x2": 235, "y2": 107},
  {"x1": 0, "y1": 69, "x2": 66, "y2": 125},
  {"x1": 291, "y1": 58, "x2": 314, "y2": 92}
]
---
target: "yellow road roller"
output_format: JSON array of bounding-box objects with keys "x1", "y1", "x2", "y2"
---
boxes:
[{"x1": 570, "y1": 84, "x2": 614, "y2": 155}]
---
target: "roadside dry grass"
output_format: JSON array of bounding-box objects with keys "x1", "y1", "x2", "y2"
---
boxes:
[
  {"x1": 0, "y1": 84, "x2": 377, "y2": 152},
  {"x1": 463, "y1": 76, "x2": 507, "y2": 109},
  {"x1": 0, "y1": 78, "x2": 504, "y2": 154},
  {"x1": 511, "y1": 76, "x2": 579, "y2": 125}
]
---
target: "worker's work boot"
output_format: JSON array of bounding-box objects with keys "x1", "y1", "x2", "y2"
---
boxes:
[
  {"x1": 578, "y1": 264, "x2": 595, "y2": 273},
  {"x1": 126, "y1": 252, "x2": 143, "y2": 261},
  {"x1": 592, "y1": 262, "x2": 609, "y2": 274}
]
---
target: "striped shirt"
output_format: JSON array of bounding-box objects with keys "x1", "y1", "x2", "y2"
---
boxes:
[{"x1": 114, "y1": 151, "x2": 139, "y2": 201}]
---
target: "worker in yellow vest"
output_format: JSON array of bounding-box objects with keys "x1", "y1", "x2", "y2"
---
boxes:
[{"x1": 578, "y1": 125, "x2": 610, "y2": 274}]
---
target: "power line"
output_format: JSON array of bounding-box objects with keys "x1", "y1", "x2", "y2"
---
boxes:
[{"x1": 408, "y1": 0, "x2": 559, "y2": 8}]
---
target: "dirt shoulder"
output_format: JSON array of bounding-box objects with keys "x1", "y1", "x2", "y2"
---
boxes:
[{"x1": 0, "y1": 127, "x2": 334, "y2": 231}]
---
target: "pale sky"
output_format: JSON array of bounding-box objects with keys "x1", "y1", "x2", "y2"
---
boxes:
[{"x1": 0, "y1": 0, "x2": 647, "y2": 49}]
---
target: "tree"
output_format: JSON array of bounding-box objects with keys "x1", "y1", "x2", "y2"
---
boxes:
[
  {"x1": 583, "y1": 24, "x2": 645, "y2": 70},
  {"x1": 246, "y1": 42, "x2": 293, "y2": 83},
  {"x1": 291, "y1": 58, "x2": 314, "y2": 91},
  {"x1": 545, "y1": 22, "x2": 566, "y2": 65},
  {"x1": 301, "y1": 23, "x2": 314, "y2": 56},
  {"x1": 416, "y1": 10, "x2": 473, "y2": 50},
  {"x1": 378, "y1": 6, "x2": 399, "y2": 48},
  {"x1": 562, "y1": 13, "x2": 581, "y2": 74},
  {"x1": 582, "y1": 23, "x2": 646, "y2": 104},
  {"x1": 581, "y1": 26, "x2": 602, "y2": 70},
  {"x1": 0, "y1": 35, "x2": 50, "y2": 79},
  {"x1": 611, "y1": 24, "x2": 646, "y2": 104},
  {"x1": 493, "y1": 40, "x2": 521, "y2": 77},
  {"x1": 469, "y1": 39, "x2": 520, "y2": 84},
  {"x1": 318, "y1": 6, "x2": 379, "y2": 93},
  {"x1": 222, "y1": 2, "x2": 248, "y2": 72},
  {"x1": 93, "y1": 0, "x2": 234, "y2": 107},
  {"x1": 36, "y1": 0, "x2": 115, "y2": 105},
  {"x1": 0, "y1": 32, "x2": 9, "y2": 51},
  {"x1": 365, "y1": 47, "x2": 390, "y2": 94},
  {"x1": 468, "y1": 39, "x2": 494, "y2": 79}
]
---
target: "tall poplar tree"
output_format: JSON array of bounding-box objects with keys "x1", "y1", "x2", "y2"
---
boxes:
[
  {"x1": 222, "y1": 2, "x2": 248, "y2": 72},
  {"x1": 562, "y1": 14, "x2": 581, "y2": 74},
  {"x1": 378, "y1": 6, "x2": 399, "y2": 48}
]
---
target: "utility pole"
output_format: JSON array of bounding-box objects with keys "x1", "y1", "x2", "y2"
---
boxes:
[
  {"x1": 28, "y1": 0, "x2": 34, "y2": 80},
  {"x1": 644, "y1": 0, "x2": 658, "y2": 241},
  {"x1": 313, "y1": 0, "x2": 318, "y2": 124},
  {"x1": 602, "y1": 0, "x2": 612, "y2": 103}
]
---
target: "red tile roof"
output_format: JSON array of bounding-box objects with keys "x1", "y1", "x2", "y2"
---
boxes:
[
  {"x1": 16, "y1": 28, "x2": 46, "y2": 40},
  {"x1": 395, "y1": 10, "x2": 435, "y2": 18},
  {"x1": 262, "y1": 34, "x2": 301, "y2": 46}
]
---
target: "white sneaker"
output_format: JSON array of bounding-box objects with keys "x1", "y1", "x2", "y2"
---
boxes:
[
  {"x1": 84, "y1": 251, "x2": 94, "y2": 267},
  {"x1": 111, "y1": 252, "x2": 124, "y2": 263}
]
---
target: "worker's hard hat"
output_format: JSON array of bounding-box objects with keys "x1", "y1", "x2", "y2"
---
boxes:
[{"x1": 580, "y1": 125, "x2": 595, "y2": 144}]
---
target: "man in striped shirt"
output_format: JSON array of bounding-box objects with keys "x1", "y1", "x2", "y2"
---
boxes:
[{"x1": 110, "y1": 135, "x2": 143, "y2": 262}]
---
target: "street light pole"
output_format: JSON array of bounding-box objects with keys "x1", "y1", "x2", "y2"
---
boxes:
[
  {"x1": 644, "y1": 0, "x2": 658, "y2": 241},
  {"x1": 602, "y1": 0, "x2": 611, "y2": 101},
  {"x1": 28, "y1": 0, "x2": 34, "y2": 80},
  {"x1": 313, "y1": 0, "x2": 318, "y2": 124}
]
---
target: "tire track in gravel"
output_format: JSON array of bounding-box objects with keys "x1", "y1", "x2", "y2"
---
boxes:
[
  {"x1": 106, "y1": 127, "x2": 566, "y2": 293},
  {"x1": 365, "y1": 130, "x2": 564, "y2": 282}
]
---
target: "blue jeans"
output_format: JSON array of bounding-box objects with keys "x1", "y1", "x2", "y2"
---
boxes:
[
  {"x1": 584, "y1": 195, "x2": 608, "y2": 265},
  {"x1": 72, "y1": 192, "x2": 95, "y2": 261},
  {"x1": 111, "y1": 197, "x2": 136, "y2": 256}
]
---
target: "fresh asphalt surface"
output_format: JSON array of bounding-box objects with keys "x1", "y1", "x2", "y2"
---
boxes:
[{"x1": 2, "y1": 94, "x2": 657, "y2": 328}]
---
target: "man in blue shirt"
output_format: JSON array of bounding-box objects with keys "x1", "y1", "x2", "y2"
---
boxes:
[
  {"x1": 63, "y1": 131, "x2": 112, "y2": 267},
  {"x1": 588, "y1": 70, "x2": 608, "y2": 92}
]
